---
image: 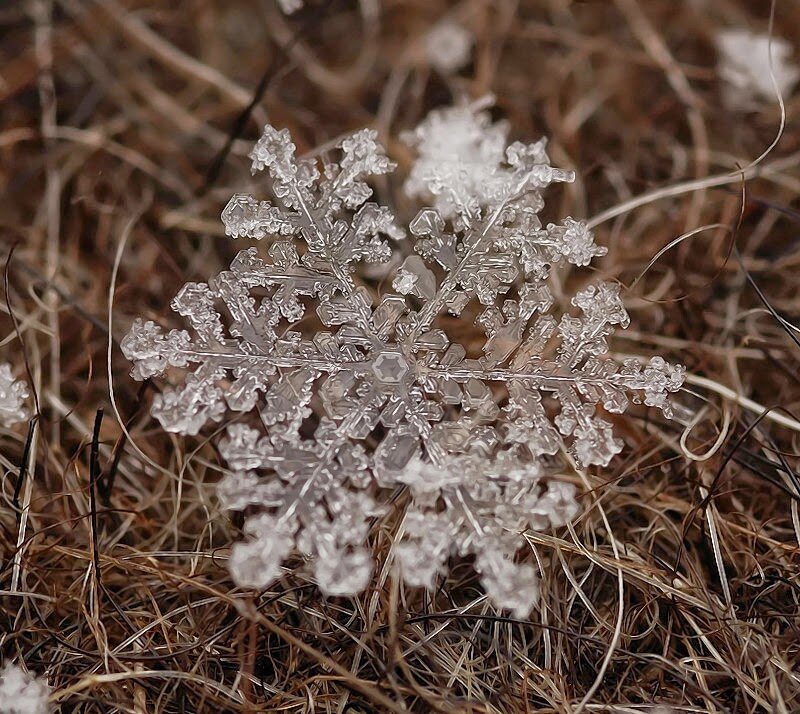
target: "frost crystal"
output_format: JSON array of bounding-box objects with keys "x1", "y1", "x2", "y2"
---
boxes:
[
  {"x1": 122, "y1": 103, "x2": 684, "y2": 615},
  {"x1": 0, "y1": 664, "x2": 50, "y2": 714},
  {"x1": 424, "y1": 21, "x2": 473, "y2": 74},
  {"x1": 716, "y1": 29, "x2": 799, "y2": 109},
  {"x1": 0, "y1": 363, "x2": 29, "y2": 427}
]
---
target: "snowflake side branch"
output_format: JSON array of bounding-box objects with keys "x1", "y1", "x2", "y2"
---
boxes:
[{"x1": 410, "y1": 168, "x2": 575, "y2": 337}]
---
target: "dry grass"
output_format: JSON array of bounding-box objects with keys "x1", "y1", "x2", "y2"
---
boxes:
[{"x1": 2, "y1": 0, "x2": 800, "y2": 711}]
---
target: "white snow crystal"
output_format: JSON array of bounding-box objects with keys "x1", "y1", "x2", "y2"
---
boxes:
[
  {"x1": 277, "y1": 0, "x2": 303, "y2": 14},
  {"x1": 402, "y1": 98, "x2": 576, "y2": 223},
  {"x1": 122, "y1": 102, "x2": 684, "y2": 615},
  {"x1": 0, "y1": 664, "x2": 50, "y2": 714},
  {"x1": 716, "y1": 28, "x2": 799, "y2": 109},
  {"x1": 402, "y1": 98, "x2": 513, "y2": 221},
  {"x1": 0, "y1": 364, "x2": 29, "y2": 427},
  {"x1": 425, "y1": 20, "x2": 473, "y2": 74}
]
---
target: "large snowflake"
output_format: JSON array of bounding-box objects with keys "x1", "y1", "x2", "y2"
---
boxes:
[{"x1": 122, "y1": 102, "x2": 683, "y2": 615}]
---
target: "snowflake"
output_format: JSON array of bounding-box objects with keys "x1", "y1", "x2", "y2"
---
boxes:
[
  {"x1": 0, "y1": 363, "x2": 29, "y2": 427},
  {"x1": 122, "y1": 104, "x2": 684, "y2": 615},
  {"x1": 715, "y1": 28, "x2": 799, "y2": 109},
  {"x1": 0, "y1": 664, "x2": 50, "y2": 714},
  {"x1": 424, "y1": 20, "x2": 473, "y2": 75}
]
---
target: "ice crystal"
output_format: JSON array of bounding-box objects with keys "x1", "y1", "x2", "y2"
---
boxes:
[
  {"x1": 424, "y1": 20, "x2": 473, "y2": 74},
  {"x1": 0, "y1": 364, "x2": 29, "y2": 427},
  {"x1": 122, "y1": 103, "x2": 684, "y2": 615},
  {"x1": 716, "y1": 29, "x2": 799, "y2": 109},
  {"x1": 0, "y1": 664, "x2": 50, "y2": 714}
]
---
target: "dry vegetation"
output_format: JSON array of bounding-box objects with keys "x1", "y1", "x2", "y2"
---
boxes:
[{"x1": 2, "y1": 0, "x2": 800, "y2": 711}]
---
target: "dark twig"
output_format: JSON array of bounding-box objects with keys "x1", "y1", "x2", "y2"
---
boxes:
[
  {"x1": 12, "y1": 418, "x2": 39, "y2": 522},
  {"x1": 99, "y1": 380, "x2": 150, "y2": 505},
  {"x1": 89, "y1": 407, "x2": 104, "y2": 585}
]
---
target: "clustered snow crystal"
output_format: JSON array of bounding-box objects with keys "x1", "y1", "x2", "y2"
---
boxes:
[
  {"x1": 0, "y1": 664, "x2": 50, "y2": 714},
  {"x1": 0, "y1": 363, "x2": 29, "y2": 427},
  {"x1": 122, "y1": 101, "x2": 684, "y2": 616},
  {"x1": 715, "y1": 28, "x2": 799, "y2": 109}
]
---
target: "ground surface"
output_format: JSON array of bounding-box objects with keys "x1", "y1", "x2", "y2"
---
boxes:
[{"x1": 1, "y1": 0, "x2": 800, "y2": 711}]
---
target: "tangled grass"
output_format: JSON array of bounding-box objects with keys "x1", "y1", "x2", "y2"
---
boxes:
[{"x1": 1, "y1": 0, "x2": 800, "y2": 711}]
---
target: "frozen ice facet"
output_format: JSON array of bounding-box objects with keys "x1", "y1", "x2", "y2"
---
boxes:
[{"x1": 371, "y1": 351, "x2": 410, "y2": 384}]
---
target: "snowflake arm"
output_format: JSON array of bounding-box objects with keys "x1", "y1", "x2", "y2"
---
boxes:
[{"x1": 395, "y1": 454, "x2": 580, "y2": 617}]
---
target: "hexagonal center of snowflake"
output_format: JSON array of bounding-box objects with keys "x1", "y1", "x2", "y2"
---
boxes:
[{"x1": 371, "y1": 351, "x2": 410, "y2": 384}]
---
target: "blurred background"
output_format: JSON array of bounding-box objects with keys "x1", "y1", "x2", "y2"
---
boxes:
[{"x1": 2, "y1": 1, "x2": 800, "y2": 711}]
